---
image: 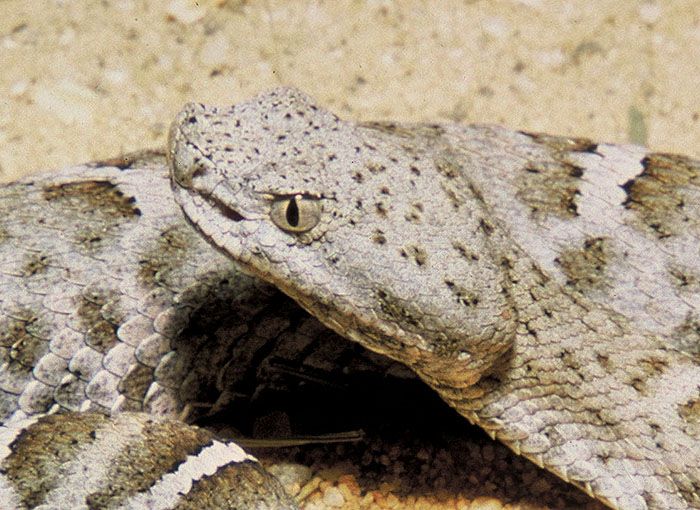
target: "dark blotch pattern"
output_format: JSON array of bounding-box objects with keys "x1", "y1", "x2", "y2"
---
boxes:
[
  {"x1": 0, "y1": 308, "x2": 49, "y2": 381},
  {"x1": 621, "y1": 153, "x2": 700, "y2": 238},
  {"x1": 137, "y1": 224, "x2": 197, "y2": 288},
  {"x1": 555, "y1": 236, "x2": 612, "y2": 292},
  {"x1": 84, "y1": 419, "x2": 213, "y2": 508},
  {"x1": 77, "y1": 288, "x2": 124, "y2": 354},
  {"x1": 516, "y1": 132, "x2": 595, "y2": 219},
  {"x1": 2, "y1": 413, "x2": 108, "y2": 508}
]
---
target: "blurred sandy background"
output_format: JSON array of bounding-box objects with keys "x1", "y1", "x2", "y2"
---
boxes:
[{"x1": 1, "y1": 0, "x2": 698, "y2": 182}]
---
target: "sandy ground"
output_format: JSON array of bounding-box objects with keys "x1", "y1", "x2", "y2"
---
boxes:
[
  {"x1": 1, "y1": 0, "x2": 698, "y2": 182},
  {"x1": 1, "y1": 1, "x2": 699, "y2": 509}
]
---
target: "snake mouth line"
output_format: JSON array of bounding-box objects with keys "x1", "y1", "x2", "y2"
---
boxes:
[{"x1": 204, "y1": 193, "x2": 246, "y2": 222}]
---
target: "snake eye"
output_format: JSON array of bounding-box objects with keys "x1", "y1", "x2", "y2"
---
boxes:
[{"x1": 270, "y1": 195, "x2": 321, "y2": 233}]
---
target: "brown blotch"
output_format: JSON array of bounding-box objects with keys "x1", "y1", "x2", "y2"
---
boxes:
[
  {"x1": 559, "y1": 349, "x2": 583, "y2": 370},
  {"x1": 42, "y1": 180, "x2": 140, "y2": 253},
  {"x1": 92, "y1": 150, "x2": 166, "y2": 169},
  {"x1": 84, "y1": 418, "x2": 214, "y2": 508},
  {"x1": 621, "y1": 153, "x2": 700, "y2": 238},
  {"x1": 73, "y1": 227, "x2": 113, "y2": 252},
  {"x1": 595, "y1": 352, "x2": 614, "y2": 373},
  {"x1": 43, "y1": 181, "x2": 139, "y2": 219},
  {"x1": 360, "y1": 121, "x2": 445, "y2": 139},
  {"x1": 630, "y1": 377, "x2": 648, "y2": 395},
  {"x1": 54, "y1": 375, "x2": 89, "y2": 410},
  {"x1": 138, "y1": 223, "x2": 197, "y2": 288},
  {"x1": 118, "y1": 362, "x2": 155, "y2": 402},
  {"x1": 518, "y1": 160, "x2": 582, "y2": 218},
  {"x1": 516, "y1": 132, "x2": 594, "y2": 219},
  {"x1": 626, "y1": 354, "x2": 671, "y2": 395},
  {"x1": 555, "y1": 236, "x2": 612, "y2": 291},
  {"x1": 0, "y1": 308, "x2": 49, "y2": 376},
  {"x1": 77, "y1": 289, "x2": 124, "y2": 354},
  {"x1": 2, "y1": 413, "x2": 108, "y2": 508},
  {"x1": 479, "y1": 219, "x2": 495, "y2": 236},
  {"x1": 679, "y1": 395, "x2": 700, "y2": 425},
  {"x1": 466, "y1": 182, "x2": 485, "y2": 203},
  {"x1": 673, "y1": 315, "x2": 700, "y2": 360},
  {"x1": 174, "y1": 461, "x2": 293, "y2": 509},
  {"x1": 523, "y1": 131, "x2": 598, "y2": 154}
]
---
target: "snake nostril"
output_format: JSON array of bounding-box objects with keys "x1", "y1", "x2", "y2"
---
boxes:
[
  {"x1": 191, "y1": 164, "x2": 206, "y2": 180},
  {"x1": 172, "y1": 158, "x2": 207, "y2": 189}
]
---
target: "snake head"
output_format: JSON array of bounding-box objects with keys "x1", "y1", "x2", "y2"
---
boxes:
[{"x1": 169, "y1": 87, "x2": 518, "y2": 390}]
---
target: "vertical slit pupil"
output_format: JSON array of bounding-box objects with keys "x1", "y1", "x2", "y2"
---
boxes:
[{"x1": 286, "y1": 197, "x2": 300, "y2": 227}]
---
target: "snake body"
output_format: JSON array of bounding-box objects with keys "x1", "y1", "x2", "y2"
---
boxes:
[
  {"x1": 1, "y1": 88, "x2": 698, "y2": 509},
  {"x1": 171, "y1": 88, "x2": 700, "y2": 510}
]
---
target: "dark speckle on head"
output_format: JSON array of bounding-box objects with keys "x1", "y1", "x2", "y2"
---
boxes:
[
  {"x1": 435, "y1": 158, "x2": 461, "y2": 180},
  {"x1": 404, "y1": 203, "x2": 423, "y2": 224},
  {"x1": 21, "y1": 253, "x2": 51, "y2": 277},
  {"x1": 375, "y1": 201, "x2": 388, "y2": 216},
  {"x1": 366, "y1": 162, "x2": 386, "y2": 174},
  {"x1": 451, "y1": 241, "x2": 480, "y2": 262},
  {"x1": 400, "y1": 245, "x2": 427, "y2": 267},
  {"x1": 372, "y1": 229, "x2": 387, "y2": 245},
  {"x1": 444, "y1": 279, "x2": 480, "y2": 307}
]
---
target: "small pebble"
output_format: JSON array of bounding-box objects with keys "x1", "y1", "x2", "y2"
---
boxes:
[
  {"x1": 166, "y1": 0, "x2": 206, "y2": 24},
  {"x1": 469, "y1": 496, "x2": 504, "y2": 510},
  {"x1": 322, "y1": 486, "x2": 345, "y2": 507}
]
